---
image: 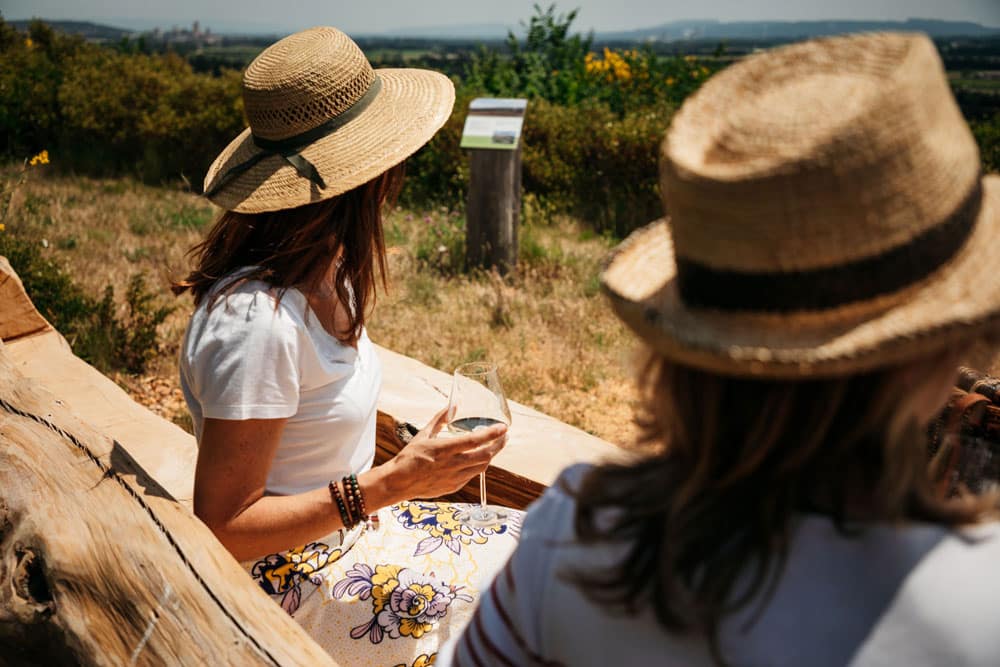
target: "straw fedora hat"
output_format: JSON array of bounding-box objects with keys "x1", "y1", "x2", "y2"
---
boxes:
[
  {"x1": 202, "y1": 26, "x2": 455, "y2": 213},
  {"x1": 601, "y1": 32, "x2": 1000, "y2": 378}
]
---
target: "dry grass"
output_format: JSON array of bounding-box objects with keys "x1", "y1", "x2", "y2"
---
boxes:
[{"x1": 4, "y1": 170, "x2": 641, "y2": 446}]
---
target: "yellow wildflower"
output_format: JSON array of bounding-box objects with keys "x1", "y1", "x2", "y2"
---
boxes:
[
  {"x1": 25, "y1": 37, "x2": 34, "y2": 49},
  {"x1": 29, "y1": 150, "x2": 49, "y2": 166},
  {"x1": 0, "y1": 224, "x2": 5, "y2": 232},
  {"x1": 666, "y1": 77, "x2": 676, "y2": 86}
]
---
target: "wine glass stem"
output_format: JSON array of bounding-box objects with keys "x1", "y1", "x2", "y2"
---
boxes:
[{"x1": 479, "y1": 471, "x2": 487, "y2": 510}]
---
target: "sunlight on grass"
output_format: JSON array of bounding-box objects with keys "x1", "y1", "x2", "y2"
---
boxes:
[{"x1": 2, "y1": 171, "x2": 640, "y2": 446}]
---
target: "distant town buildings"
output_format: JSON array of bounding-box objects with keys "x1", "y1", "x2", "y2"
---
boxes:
[{"x1": 149, "y1": 21, "x2": 221, "y2": 47}]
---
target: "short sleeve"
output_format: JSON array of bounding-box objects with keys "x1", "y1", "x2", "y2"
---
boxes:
[{"x1": 183, "y1": 289, "x2": 302, "y2": 420}]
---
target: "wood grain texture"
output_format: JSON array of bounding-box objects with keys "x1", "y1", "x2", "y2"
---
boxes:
[
  {"x1": 466, "y1": 146, "x2": 521, "y2": 275},
  {"x1": 0, "y1": 348, "x2": 337, "y2": 666}
]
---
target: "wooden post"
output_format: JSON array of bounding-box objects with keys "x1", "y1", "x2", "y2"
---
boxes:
[
  {"x1": 466, "y1": 146, "x2": 521, "y2": 274},
  {"x1": 461, "y1": 98, "x2": 527, "y2": 275}
]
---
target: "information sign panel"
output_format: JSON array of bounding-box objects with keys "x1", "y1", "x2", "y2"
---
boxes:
[{"x1": 460, "y1": 98, "x2": 528, "y2": 150}]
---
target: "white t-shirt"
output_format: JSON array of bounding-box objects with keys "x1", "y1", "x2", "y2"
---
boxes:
[
  {"x1": 179, "y1": 278, "x2": 381, "y2": 496},
  {"x1": 441, "y1": 464, "x2": 1000, "y2": 666}
]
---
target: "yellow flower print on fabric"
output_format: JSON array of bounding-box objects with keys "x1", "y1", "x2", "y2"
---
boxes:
[
  {"x1": 394, "y1": 654, "x2": 436, "y2": 667},
  {"x1": 333, "y1": 564, "x2": 473, "y2": 644},
  {"x1": 371, "y1": 564, "x2": 404, "y2": 615},
  {"x1": 251, "y1": 541, "x2": 343, "y2": 615},
  {"x1": 392, "y1": 501, "x2": 518, "y2": 556}
]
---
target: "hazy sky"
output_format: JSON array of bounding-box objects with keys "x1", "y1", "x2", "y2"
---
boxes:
[{"x1": 4, "y1": 0, "x2": 999, "y2": 34}]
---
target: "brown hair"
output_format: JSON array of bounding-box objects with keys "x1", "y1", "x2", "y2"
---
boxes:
[
  {"x1": 172, "y1": 164, "x2": 405, "y2": 344},
  {"x1": 570, "y1": 349, "x2": 995, "y2": 664}
]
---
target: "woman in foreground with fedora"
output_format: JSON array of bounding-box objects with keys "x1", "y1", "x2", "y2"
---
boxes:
[
  {"x1": 443, "y1": 32, "x2": 1000, "y2": 666},
  {"x1": 173, "y1": 27, "x2": 518, "y2": 665}
]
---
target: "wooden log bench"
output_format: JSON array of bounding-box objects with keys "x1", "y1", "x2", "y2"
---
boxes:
[{"x1": 0, "y1": 257, "x2": 621, "y2": 664}]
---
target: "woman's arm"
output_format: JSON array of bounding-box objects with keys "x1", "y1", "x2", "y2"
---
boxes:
[{"x1": 194, "y1": 408, "x2": 507, "y2": 561}]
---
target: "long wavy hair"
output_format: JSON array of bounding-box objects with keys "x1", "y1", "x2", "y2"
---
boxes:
[
  {"x1": 569, "y1": 348, "x2": 996, "y2": 664},
  {"x1": 172, "y1": 163, "x2": 405, "y2": 345}
]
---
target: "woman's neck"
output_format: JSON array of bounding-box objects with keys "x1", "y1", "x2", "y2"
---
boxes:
[{"x1": 301, "y1": 261, "x2": 357, "y2": 348}]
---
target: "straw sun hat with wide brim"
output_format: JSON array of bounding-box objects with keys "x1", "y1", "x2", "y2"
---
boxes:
[
  {"x1": 601, "y1": 32, "x2": 1000, "y2": 379},
  {"x1": 202, "y1": 26, "x2": 455, "y2": 213}
]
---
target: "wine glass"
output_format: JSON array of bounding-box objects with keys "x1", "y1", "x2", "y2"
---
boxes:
[{"x1": 447, "y1": 361, "x2": 512, "y2": 528}]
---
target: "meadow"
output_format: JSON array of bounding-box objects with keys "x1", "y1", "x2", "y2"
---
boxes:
[{"x1": 1, "y1": 167, "x2": 640, "y2": 445}]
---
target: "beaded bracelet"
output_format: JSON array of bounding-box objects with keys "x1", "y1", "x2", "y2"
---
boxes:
[
  {"x1": 349, "y1": 473, "x2": 368, "y2": 517},
  {"x1": 329, "y1": 479, "x2": 355, "y2": 528},
  {"x1": 344, "y1": 473, "x2": 370, "y2": 528},
  {"x1": 344, "y1": 475, "x2": 367, "y2": 521}
]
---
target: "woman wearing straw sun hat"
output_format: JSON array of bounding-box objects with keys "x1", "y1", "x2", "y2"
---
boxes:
[
  {"x1": 173, "y1": 27, "x2": 520, "y2": 665},
  {"x1": 443, "y1": 32, "x2": 1000, "y2": 666}
]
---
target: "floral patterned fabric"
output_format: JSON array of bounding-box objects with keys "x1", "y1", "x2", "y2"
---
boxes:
[{"x1": 245, "y1": 501, "x2": 523, "y2": 666}]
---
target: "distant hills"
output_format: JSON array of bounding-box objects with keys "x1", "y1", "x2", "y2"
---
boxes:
[
  {"x1": 380, "y1": 23, "x2": 517, "y2": 40},
  {"x1": 10, "y1": 17, "x2": 1000, "y2": 42},
  {"x1": 601, "y1": 19, "x2": 1000, "y2": 42},
  {"x1": 391, "y1": 18, "x2": 1000, "y2": 41},
  {"x1": 9, "y1": 19, "x2": 134, "y2": 41}
]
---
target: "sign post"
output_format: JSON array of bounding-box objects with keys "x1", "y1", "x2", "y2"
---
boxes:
[{"x1": 461, "y1": 98, "x2": 527, "y2": 275}]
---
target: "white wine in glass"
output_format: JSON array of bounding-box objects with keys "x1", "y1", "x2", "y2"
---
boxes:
[{"x1": 447, "y1": 361, "x2": 511, "y2": 528}]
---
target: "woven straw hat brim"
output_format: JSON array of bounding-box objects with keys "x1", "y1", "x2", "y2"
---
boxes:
[
  {"x1": 203, "y1": 68, "x2": 454, "y2": 213},
  {"x1": 601, "y1": 175, "x2": 1000, "y2": 378}
]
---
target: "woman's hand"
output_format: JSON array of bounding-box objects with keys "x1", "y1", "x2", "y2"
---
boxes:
[
  {"x1": 361, "y1": 407, "x2": 508, "y2": 507},
  {"x1": 193, "y1": 408, "x2": 506, "y2": 561}
]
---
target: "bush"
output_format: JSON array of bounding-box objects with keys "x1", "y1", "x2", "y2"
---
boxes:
[
  {"x1": 57, "y1": 49, "x2": 244, "y2": 182},
  {"x1": 0, "y1": 230, "x2": 172, "y2": 374},
  {"x1": 402, "y1": 5, "x2": 691, "y2": 233},
  {"x1": 403, "y1": 96, "x2": 672, "y2": 234},
  {"x1": 0, "y1": 20, "x2": 82, "y2": 156},
  {"x1": 0, "y1": 17, "x2": 245, "y2": 186},
  {"x1": 972, "y1": 113, "x2": 1000, "y2": 174},
  {"x1": 76, "y1": 275, "x2": 175, "y2": 374},
  {"x1": 2, "y1": 13, "x2": 995, "y2": 239}
]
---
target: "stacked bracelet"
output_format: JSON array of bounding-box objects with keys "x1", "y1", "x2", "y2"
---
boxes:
[
  {"x1": 329, "y1": 479, "x2": 355, "y2": 528},
  {"x1": 329, "y1": 474, "x2": 370, "y2": 530},
  {"x1": 350, "y1": 474, "x2": 368, "y2": 518},
  {"x1": 345, "y1": 473, "x2": 369, "y2": 525}
]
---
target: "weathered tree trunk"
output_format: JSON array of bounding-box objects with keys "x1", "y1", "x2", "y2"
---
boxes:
[{"x1": 0, "y1": 348, "x2": 337, "y2": 666}]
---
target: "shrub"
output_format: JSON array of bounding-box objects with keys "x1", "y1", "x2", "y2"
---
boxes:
[
  {"x1": 404, "y1": 96, "x2": 673, "y2": 234},
  {"x1": 0, "y1": 20, "x2": 82, "y2": 156},
  {"x1": 57, "y1": 49, "x2": 244, "y2": 182},
  {"x1": 0, "y1": 16, "x2": 245, "y2": 186},
  {"x1": 75, "y1": 274, "x2": 175, "y2": 375},
  {"x1": 971, "y1": 113, "x2": 1000, "y2": 174},
  {"x1": 0, "y1": 229, "x2": 172, "y2": 375},
  {"x1": 0, "y1": 229, "x2": 93, "y2": 338},
  {"x1": 464, "y1": 5, "x2": 592, "y2": 106}
]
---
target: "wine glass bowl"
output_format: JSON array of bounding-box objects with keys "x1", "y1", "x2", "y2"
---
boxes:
[{"x1": 447, "y1": 361, "x2": 511, "y2": 528}]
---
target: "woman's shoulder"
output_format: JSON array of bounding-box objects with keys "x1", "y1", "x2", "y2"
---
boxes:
[
  {"x1": 518, "y1": 464, "x2": 592, "y2": 544},
  {"x1": 198, "y1": 277, "x2": 306, "y2": 329},
  {"x1": 530, "y1": 463, "x2": 590, "y2": 509},
  {"x1": 184, "y1": 277, "x2": 310, "y2": 358}
]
